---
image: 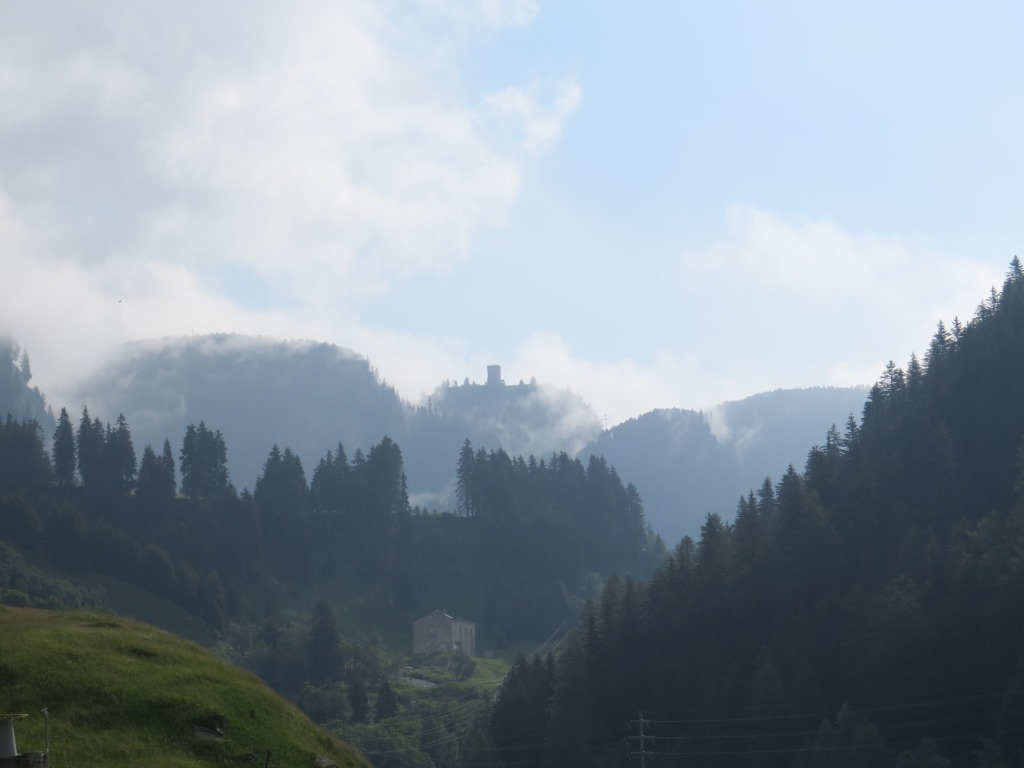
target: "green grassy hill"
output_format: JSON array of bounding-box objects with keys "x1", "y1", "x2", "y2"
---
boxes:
[{"x1": 0, "y1": 606, "x2": 369, "y2": 768}]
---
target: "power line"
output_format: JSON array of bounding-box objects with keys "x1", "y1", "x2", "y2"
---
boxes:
[{"x1": 629, "y1": 710, "x2": 652, "y2": 768}]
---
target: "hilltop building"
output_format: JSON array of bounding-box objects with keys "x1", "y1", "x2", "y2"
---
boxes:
[{"x1": 413, "y1": 610, "x2": 476, "y2": 657}]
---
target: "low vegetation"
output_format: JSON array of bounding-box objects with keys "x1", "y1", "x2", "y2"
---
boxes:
[{"x1": 0, "y1": 606, "x2": 367, "y2": 768}]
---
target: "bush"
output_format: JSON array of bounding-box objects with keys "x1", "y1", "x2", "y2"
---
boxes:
[{"x1": 1, "y1": 589, "x2": 29, "y2": 607}]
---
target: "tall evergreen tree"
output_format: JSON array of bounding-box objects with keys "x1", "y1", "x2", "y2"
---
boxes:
[
  {"x1": 180, "y1": 421, "x2": 230, "y2": 500},
  {"x1": 348, "y1": 679, "x2": 369, "y2": 724},
  {"x1": 256, "y1": 444, "x2": 310, "y2": 576},
  {"x1": 0, "y1": 416, "x2": 51, "y2": 491},
  {"x1": 137, "y1": 440, "x2": 176, "y2": 504},
  {"x1": 52, "y1": 406, "x2": 77, "y2": 486},
  {"x1": 76, "y1": 407, "x2": 106, "y2": 490},
  {"x1": 160, "y1": 439, "x2": 176, "y2": 495},
  {"x1": 374, "y1": 680, "x2": 399, "y2": 722},
  {"x1": 307, "y1": 598, "x2": 341, "y2": 683},
  {"x1": 310, "y1": 443, "x2": 349, "y2": 514},
  {"x1": 455, "y1": 438, "x2": 475, "y2": 517},
  {"x1": 106, "y1": 413, "x2": 137, "y2": 494}
]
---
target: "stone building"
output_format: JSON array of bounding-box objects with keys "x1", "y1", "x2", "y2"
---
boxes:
[{"x1": 413, "y1": 610, "x2": 476, "y2": 657}]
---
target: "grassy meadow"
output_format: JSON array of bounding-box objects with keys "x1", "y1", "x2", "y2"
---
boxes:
[{"x1": 0, "y1": 606, "x2": 368, "y2": 768}]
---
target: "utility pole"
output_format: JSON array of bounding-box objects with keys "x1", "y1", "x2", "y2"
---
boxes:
[
  {"x1": 41, "y1": 708, "x2": 48, "y2": 761},
  {"x1": 629, "y1": 710, "x2": 653, "y2": 767}
]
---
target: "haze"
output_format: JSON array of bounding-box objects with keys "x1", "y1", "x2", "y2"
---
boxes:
[{"x1": 2, "y1": 1, "x2": 1020, "y2": 422}]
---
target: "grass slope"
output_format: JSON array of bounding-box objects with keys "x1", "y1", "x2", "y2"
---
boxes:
[{"x1": 0, "y1": 607, "x2": 369, "y2": 768}]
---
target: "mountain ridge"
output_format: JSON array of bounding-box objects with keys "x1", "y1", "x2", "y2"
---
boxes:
[{"x1": 3, "y1": 331, "x2": 869, "y2": 542}]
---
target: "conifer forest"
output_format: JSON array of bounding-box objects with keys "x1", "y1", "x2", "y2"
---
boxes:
[{"x1": 3, "y1": 261, "x2": 1024, "y2": 766}]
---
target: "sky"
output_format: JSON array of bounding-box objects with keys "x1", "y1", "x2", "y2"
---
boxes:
[{"x1": 2, "y1": 1, "x2": 1022, "y2": 425}]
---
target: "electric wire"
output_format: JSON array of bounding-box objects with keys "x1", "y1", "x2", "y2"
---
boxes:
[{"x1": 358, "y1": 671, "x2": 1023, "y2": 766}]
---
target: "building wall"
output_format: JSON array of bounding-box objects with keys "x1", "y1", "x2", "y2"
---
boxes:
[
  {"x1": 413, "y1": 610, "x2": 451, "y2": 656},
  {"x1": 413, "y1": 610, "x2": 476, "y2": 656},
  {"x1": 452, "y1": 619, "x2": 476, "y2": 656}
]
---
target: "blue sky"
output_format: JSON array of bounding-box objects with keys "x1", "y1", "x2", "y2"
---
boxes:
[{"x1": 2, "y1": 1, "x2": 1021, "y2": 424}]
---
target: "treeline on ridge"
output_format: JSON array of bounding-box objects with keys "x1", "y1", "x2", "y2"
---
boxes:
[
  {"x1": 483, "y1": 259, "x2": 1024, "y2": 768},
  {"x1": 0, "y1": 389, "x2": 663, "y2": 646}
]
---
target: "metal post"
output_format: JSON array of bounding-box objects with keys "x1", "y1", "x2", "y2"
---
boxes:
[
  {"x1": 637, "y1": 710, "x2": 645, "y2": 768},
  {"x1": 629, "y1": 710, "x2": 651, "y2": 767},
  {"x1": 41, "y1": 708, "x2": 49, "y2": 761}
]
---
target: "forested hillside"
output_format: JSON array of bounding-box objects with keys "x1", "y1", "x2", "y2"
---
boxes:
[
  {"x1": 68, "y1": 337, "x2": 601, "y2": 505},
  {"x1": 483, "y1": 259, "x2": 1024, "y2": 767},
  {"x1": 580, "y1": 386, "x2": 868, "y2": 544},
  {"x1": 0, "y1": 405, "x2": 663, "y2": 648},
  {"x1": 8, "y1": 262, "x2": 1024, "y2": 766},
  {"x1": 56, "y1": 334, "x2": 871, "y2": 544},
  {"x1": 0, "y1": 338, "x2": 52, "y2": 433},
  {"x1": 0, "y1": 380, "x2": 665, "y2": 765}
]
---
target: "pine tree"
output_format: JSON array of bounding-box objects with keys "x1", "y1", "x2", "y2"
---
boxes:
[
  {"x1": 1010, "y1": 255, "x2": 1023, "y2": 280},
  {"x1": 137, "y1": 440, "x2": 176, "y2": 504},
  {"x1": 307, "y1": 598, "x2": 341, "y2": 683},
  {"x1": 310, "y1": 443, "x2": 349, "y2": 514},
  {"x1": 374, "y1": 680, "x2": 399, "y2": 721},
  {"x1": 160, "y1": 439, "x2": 177, "y2": 495},
  {"x1": 925, "y1": 320, "x2": 951, "y2": 371},
  {"x1": 841, "y1": 413, "x2": 859, "y2": 456},
  {"x1": 756, "y1": 476, "x2": 777, "y2": 518},
  {"x1": 255, "y1": 445, "x2": 308, "y2": 516},
  {"x1": 348, "y1": 679, "x2": 369, "y2": 723},
  {"x1": 0, "y1": 416, "x2": 51, "y2": 491},
  {"x1": 180, "y1": 422, "x2": 230, "y2": 500},
  {"x1": 76, "y1": 407, "x2": 106, "y2": 489},
  {"x1": 456, "y1": 438, "x2": 475, "y2": 516},
  {"x1": 52, "y1": 406, "x2": 77, "y2": 486},
  {"x1": 107, "y1": 413, "x2": 137, "y2": 494}
]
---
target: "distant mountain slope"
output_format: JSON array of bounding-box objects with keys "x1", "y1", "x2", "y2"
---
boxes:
[
  {"x1": 0, "y1": 337, "x2": 53, "y2": 433},
  {"x1": 413, "y1": 369, "x2": 600, "y2": 500},
  {"x1": 69, "y1": 335, "x2": 869, "y2": 539},
  {"x1": 73, "y1": 334, "x2": 406, "y2": 492},
  {"x1": 580, "y1": 386, "x2": 869, "y2": 545},
  {"x1": 484, "y1": 263, "x2": 1024, "y2": 768},
  {"x1": 0, "y1": 606, "x2": 367, "y2": 767},
  {"x1": 70, "y1": 335, "x2": 600, "y2": 502}
]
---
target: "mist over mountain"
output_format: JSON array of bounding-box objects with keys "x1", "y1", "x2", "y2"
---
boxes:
[
  {"x1": 68, "y1": 334, "x2": 601, "y2": 506},
  {"x1": 483, "y1": 260, "x2": 1024, "y2": 768},
  {"x1": 581, "y1": 386, "x2": 870, "y2": 544},
  {"x1": 72, "y1": 335, "x2": 405, "y2": 489},
  {"x1": 60, "y1": 334, "x2": 871, "y2": 544},
  {"x1": 422, "y1": 367, "x2": 600, "y2": 466},
  {"x1": 1, "y1": 336, "x2": 54, "y2": 433}
]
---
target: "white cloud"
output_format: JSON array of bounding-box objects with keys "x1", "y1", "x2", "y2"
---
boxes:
[
  {"x1": 487, "y1": 80, "x2": 582, "y2": 153},
  {"x1": 0, "y1": 2, "x2": 574, "y2": 289},
  {"x1": 508, "y1": 332, "x2": 696, "y2": 426},
  {"x1": 480, "y1": 0, "x2": 540, "y2": 28},
  {"x1": 0, "y1": 1, "x2": 580, "y2": 404},
  {"x1": 421, "y1": 0, "x2": 539, "y2": 29},
  {"x1": 676, "y1": 204, "x2": 1006, "y2": 392},
  {"x1": 0, "y1": 188, "x2": 34, "y2": 255},
  {"x1": 152, "y1": 2, "x2": 530, "y2": 295},
  {"x1": 681, "y1": 204, "x2": 1001, "y2": 307},
  {"x1": 681, "y1": 204, "x2": 914, "y2": 294}
]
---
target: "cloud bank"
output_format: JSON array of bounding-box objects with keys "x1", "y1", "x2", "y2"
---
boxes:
[
  {"x1": 0, "y1": 1, "x2": 579, "y2": 405},
  {"x1": 0, "y1": 3, "x2": 1008, "y2": 430}
]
